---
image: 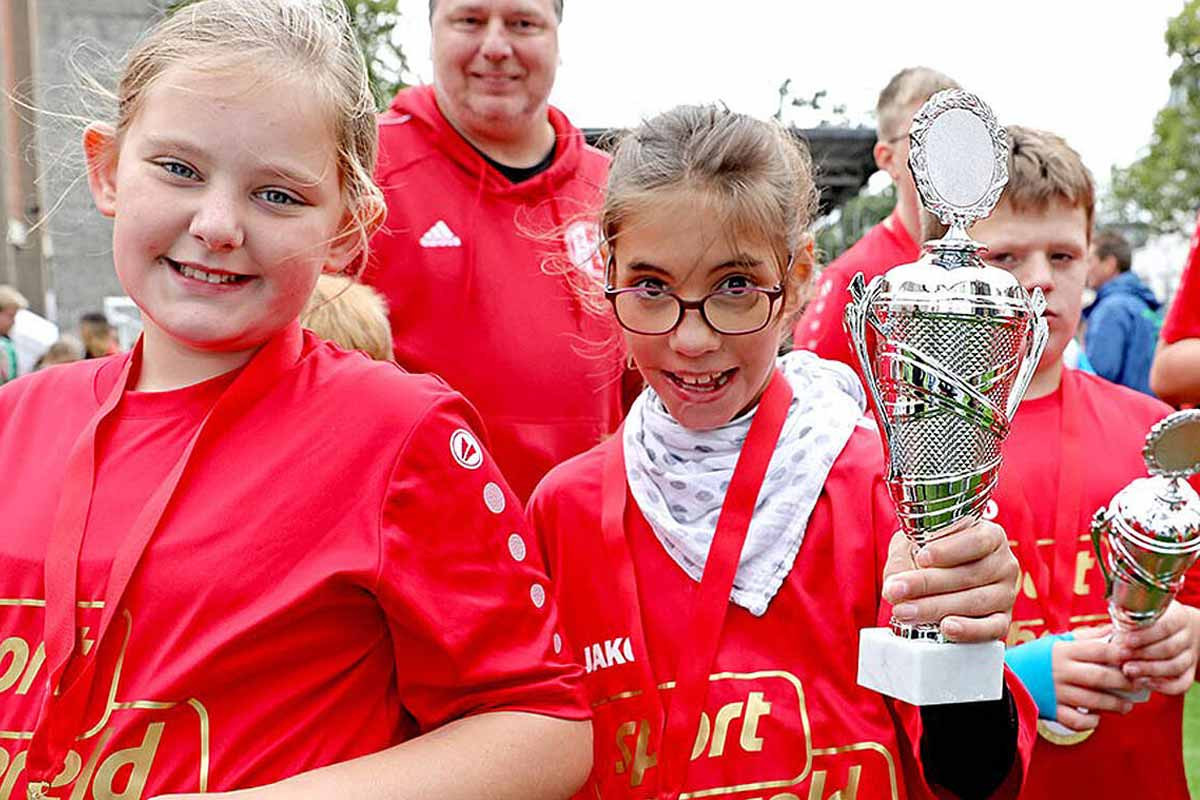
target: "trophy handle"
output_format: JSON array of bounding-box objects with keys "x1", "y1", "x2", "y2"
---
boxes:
[
  {"x1": 845, "y1": 274, "x2": 889, "y2": 436},
  {"x1": 1004, "y1": 289, "x2": 1049, "y2": 421},
  {"x1": 1090, "y1": 509, "x2": 1114, "y2": 598}
]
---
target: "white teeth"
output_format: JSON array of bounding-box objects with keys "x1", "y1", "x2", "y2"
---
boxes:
[
  {"x1": 174, "y1": 261, "x2": 243, "y2": 284},
  {"x1": 675, "y1": 371, "x2": 731, "y2": 390}
]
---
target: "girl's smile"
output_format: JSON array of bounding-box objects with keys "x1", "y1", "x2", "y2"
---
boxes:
[
  {"x1": 164, "y1": 257, "x2": 254, "y2": 287},
  {"x1": 658, "y1": 367, "x2": 739, "y2": 403}
]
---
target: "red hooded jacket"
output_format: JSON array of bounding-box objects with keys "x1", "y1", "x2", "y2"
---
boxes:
[{"x1": 367, "y1": 86, "x2": 627, "y2": 501}]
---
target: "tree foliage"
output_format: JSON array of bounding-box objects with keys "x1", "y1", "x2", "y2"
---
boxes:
[
  {"x1": 773, "y1": 78, "x2": 850, "y2": 127},
  {"x1": 165, "y1": 0, "x2": 408, "y2": 110},
  {"x1": 1108, "y1": 1, "x2": 1200, "y2": 233},
  {"x1": 345, "y1": 0, "x2": 409, "y2": 109}
]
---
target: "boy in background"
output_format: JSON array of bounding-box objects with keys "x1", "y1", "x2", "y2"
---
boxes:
[{"x1": 968, "y1": 125, "x2": 1200, "y2": 800}]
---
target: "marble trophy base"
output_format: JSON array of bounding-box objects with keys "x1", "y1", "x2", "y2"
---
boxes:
[{"x1": 857, "y1": 628, "x2": 1005, "y2": 706}]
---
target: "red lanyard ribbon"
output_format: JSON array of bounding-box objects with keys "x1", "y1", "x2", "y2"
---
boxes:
[
  {"x1": 600, "y1": 369, "x2": 793, "y2": 799},
  {"x1": 25, "y1": 325, "x2": 303, "y2": 789},
  {"x1": 1005, "y1": 369, "x2": 1085, "y2": 633}
]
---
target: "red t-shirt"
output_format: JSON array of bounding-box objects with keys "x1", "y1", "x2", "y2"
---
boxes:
[
  {"x1": 367, "y1": 85, "x2": 629, "y2": 502},
  {"x1": 793, "y1": 216, "x2": 920, "y2": 370},
  {"x1": 994, "y1": 368, "x2": 1196, "y2": 799},
  {"x1": 1161, "y1": 213, "x2": 1200, "y2": 344},
  {"x1": 0, "y1": 324, "x2": 586, "y2": 798},
  {"x1": 530, "y1": 425, "x2": 1035, "y2": 800}
]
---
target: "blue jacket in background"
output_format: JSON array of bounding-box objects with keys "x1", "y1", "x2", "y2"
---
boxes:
[{"x1": 1083, "y1": 271, "x2": 1161, "y2": 396}]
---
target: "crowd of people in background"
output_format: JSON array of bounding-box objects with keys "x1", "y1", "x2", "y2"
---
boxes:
[
  {"x1": 2, "y1": 1, "x2": 1200, "y2": 799},
  {"x1": 0, "y1": 286, "x2": 123, "y2": 380}
]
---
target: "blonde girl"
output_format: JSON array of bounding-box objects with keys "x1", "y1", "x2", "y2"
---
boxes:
[{"x1": 0, "y1": 2, "x2": 589, "y2": 798}]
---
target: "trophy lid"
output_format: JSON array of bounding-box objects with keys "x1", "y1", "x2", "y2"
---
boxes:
[
  {"x1": 1105, "y1": 410, "x2": 1200, "y2": 555},
  {"x1": 1144, "y1": 409, "x2": 1200, "y2": 479},
  {"x1": 908, "y1": 90, "x2": 1010, "y2": 250}
]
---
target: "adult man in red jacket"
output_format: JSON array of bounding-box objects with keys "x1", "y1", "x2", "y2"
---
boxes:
[{"x1": 367, "y1": 0, "x2": 627, "y2": 502}]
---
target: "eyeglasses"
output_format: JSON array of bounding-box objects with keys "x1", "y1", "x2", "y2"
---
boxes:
[{"x1": 604, "y1": 282, "x2": 785, "y2": 336}]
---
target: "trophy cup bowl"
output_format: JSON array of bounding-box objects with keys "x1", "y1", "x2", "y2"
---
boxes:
[
  {"x1": 1090, "y1": 410, "x2": 1200, "y2": 701},
  {"x1": 846, "y1": 90, "x2": 1048, "y2": 705}
]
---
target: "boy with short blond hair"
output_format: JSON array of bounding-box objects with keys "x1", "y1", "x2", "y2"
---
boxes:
[{"x1": 969, "y1": 125, "x2": 1199, "y2": 800}]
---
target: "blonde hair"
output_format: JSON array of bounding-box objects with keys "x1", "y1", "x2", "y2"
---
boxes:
[
  {"x1": 602, "y1": 105, "x2": 820, "y2": 305},
  {"x1": 301, "y1": 274, "x2": 394, "y2": 361},
  {"x1": 104, "y1": 0, "x2": 385, "y2": 273},
  {"x1": 876, "y1": 67, "x2": 959, "y2": 142},
  {"x1": 37, "y1": 335, "x2": 86, "y2": 368},
  {"x1": 1004, "y1": 125, "x2": 1095, "y2": 235},
  {"x1": 0, "y1": 285, "x2": 29, "y2": 312}
]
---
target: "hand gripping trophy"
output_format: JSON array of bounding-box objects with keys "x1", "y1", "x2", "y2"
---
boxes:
[
  {"x1": 844, "y1": 90, "x2": 1048, "y2": 705},
  {"x1": 1090, "y1": 410, "x2": 1200, "y2": 703}
]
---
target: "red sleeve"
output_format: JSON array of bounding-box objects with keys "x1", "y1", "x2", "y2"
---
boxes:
[
  {"x1": 993, "y1": 669, "x2": 1038, "y2": 799},
  {"x1": 889, "y1": 668, "x2": 1037, "y2": 799},
  {"x1": 525, "y1": 476, "x2": 580, "y2": 664},
  {"x1": 526, "y1": 472, "x2": 563, "y2": 586},
  {"x1": 376, "y1": 393, "x2": 588, "y2": 731},
  {"x1": 1162, "y1": 218, "x2": 1200, "y2": 344},
  {"x1": 793, "y1": 268, "x2": 856, "y2": 366}
]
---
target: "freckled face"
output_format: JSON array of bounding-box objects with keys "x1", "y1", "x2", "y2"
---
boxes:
[
  {"x1": 613, "y1": 191, "x2": 797, "y2": 431},
  {"x1": 89, "y1": 64, "x2": 353, "y2": 359}
]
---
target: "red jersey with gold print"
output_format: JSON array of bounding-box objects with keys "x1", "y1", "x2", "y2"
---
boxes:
[
  {"x1": 994, "y1": 367, "x2": 1196, "y2": 800},
  {"x1": 0, "y1": 327, "x2": 586, "y2": 799},
  {"x1": 531, "y1": 425, "x2": 1033, "y2": 800}
]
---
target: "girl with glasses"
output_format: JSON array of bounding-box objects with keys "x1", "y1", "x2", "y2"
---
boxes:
[{"x1": 528, "y1": 105, "x2": 1036, "y2": 799}]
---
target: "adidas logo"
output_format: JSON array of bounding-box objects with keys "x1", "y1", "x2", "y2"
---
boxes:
[{"x1": 419, "y1": 220, "x2": 462, "y2": 248}]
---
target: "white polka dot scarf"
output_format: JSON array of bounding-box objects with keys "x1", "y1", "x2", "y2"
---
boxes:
[{"x1": 624, "y1": 350, "x2": 867, "y2": 616}]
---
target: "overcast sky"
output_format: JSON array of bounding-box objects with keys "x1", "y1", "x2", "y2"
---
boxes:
[{"x1": 397, "y1": 0, "x2": 1185, "y2": 191}]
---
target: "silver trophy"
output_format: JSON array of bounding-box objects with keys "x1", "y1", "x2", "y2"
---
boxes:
[
  {"x1": 846, "y1": 90, "x2": 1048, "y2": 705},
  {"x1": 1090, "y1": 410, "x2": 1200, "y2": 701}
]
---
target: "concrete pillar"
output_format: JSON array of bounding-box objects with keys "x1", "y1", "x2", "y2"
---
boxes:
[{"x1": 1, "y1": 0, "x2": 48, "y2": 313}]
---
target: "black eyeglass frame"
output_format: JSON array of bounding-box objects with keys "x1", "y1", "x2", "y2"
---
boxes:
[{"x1": 602, "y1": 253, "x2": 789, "y2": 337}]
